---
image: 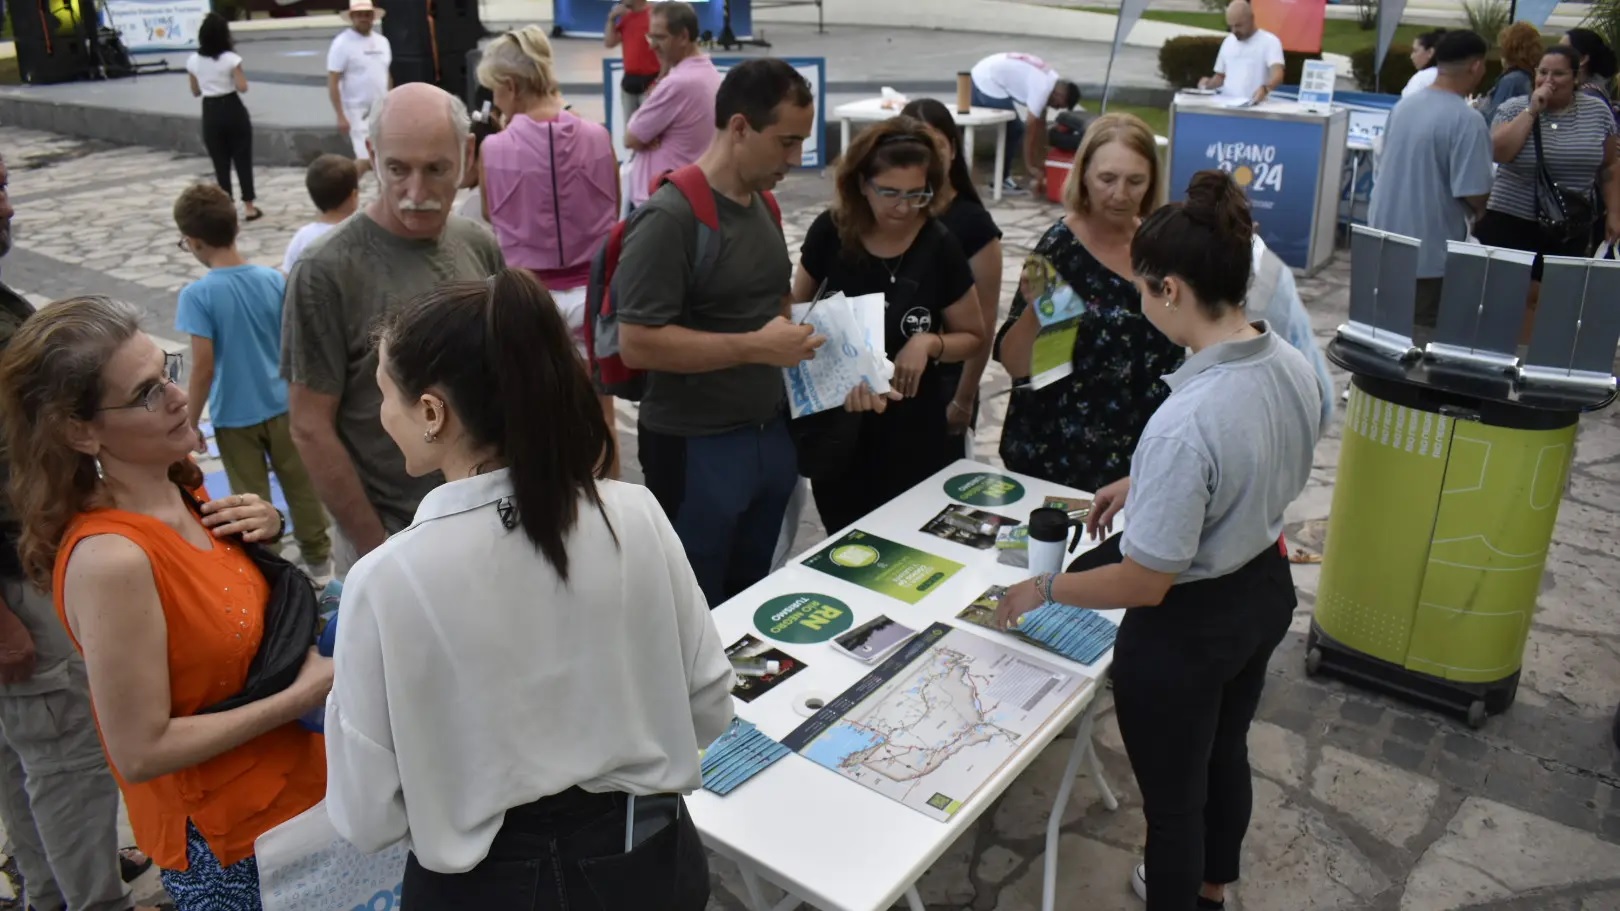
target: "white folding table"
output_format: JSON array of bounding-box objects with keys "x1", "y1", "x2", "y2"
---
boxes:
[
  {"x1": 687, "y1": 459, "x2": 1120, "y2": 911},
  {"x1": 832, "y1": 99, "x2": 1019, "y2": 202}
]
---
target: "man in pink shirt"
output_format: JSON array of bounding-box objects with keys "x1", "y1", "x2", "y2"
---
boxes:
[{"x1": 625, "y1": 2, "x2": 722, "y2": 208}]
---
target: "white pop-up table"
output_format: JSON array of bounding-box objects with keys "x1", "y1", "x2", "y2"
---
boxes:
[
  {"x1": 833, "y1": 99, "x2": 1018, "y2": 201},
  {"x1": 687, "y1": 459, "x2": 1121, "y2": 911}
]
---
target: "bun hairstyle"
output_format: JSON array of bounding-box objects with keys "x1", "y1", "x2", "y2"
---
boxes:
[
  {"x1": 1131, "y1": 169, "x2": 1254, "y2": 318},
  {"x1": 376, "y1": 268, "x2": 615, "y2": 582}
]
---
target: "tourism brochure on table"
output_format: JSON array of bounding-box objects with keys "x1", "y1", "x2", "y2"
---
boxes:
[
  {"x1": 781, "y1": 622, "x2": 1081, "y2": 821},
  {"x1": 802, "y1": 529, "x2": 963, "y2": 604},
  {"x1": 783, "y1": 293, "x2": 893, "y2": 417},
  {"x1": 1021, "y1": 254, "x2": 1082, "y2": 390}
]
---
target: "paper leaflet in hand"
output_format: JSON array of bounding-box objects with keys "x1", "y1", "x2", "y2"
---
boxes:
[
  {"x1": 1021, "y1": 256, "x2": 1082, "y2": 390},
  {"x1": 783, "y1": 292, "x2": 894, "y2": 418}
]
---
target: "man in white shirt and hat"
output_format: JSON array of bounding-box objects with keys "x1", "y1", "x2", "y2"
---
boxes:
[
  {"x1": 1199, "y1": 1, "x2": 1285, "y2": 105},
  {"x1": 327, "y1": 0, "x2": 392, "y2": 176}
]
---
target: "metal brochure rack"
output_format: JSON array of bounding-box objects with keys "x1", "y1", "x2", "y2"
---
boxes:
[{"x1": 1310, "y1": 227, "x2": 1618, "y2": 728}]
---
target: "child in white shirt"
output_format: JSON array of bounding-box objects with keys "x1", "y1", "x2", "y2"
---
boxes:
[{"x1": 281, "y1": 154, "x2": 359, "y2": 274}]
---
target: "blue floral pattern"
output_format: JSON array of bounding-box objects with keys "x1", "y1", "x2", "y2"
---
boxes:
[
  {"x1": 998, "y1": 220, "x2": 1185, "y2": 493},
  {"x1": 159, "y1": 822, "x2": 263, "y2": 911}
]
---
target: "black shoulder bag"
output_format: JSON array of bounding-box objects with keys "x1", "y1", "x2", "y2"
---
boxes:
[
  {"x1": 1531, "y1": 114, "x2": 1596, "y2": 250},
  {"x1": 184, "y1": 488, "x2": 319, "y2": 715}
]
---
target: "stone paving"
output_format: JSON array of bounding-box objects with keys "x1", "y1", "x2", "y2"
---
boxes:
[{"x1": 0, "y1": 125, "x2": 1617, "y2": 910}]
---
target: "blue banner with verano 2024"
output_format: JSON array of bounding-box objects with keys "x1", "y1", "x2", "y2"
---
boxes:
[{"x1": 1169, "y1": 111, "x2": 1325, "y2": 270}]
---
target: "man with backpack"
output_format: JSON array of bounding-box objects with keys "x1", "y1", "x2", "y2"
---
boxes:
[{"x1": 610, "y1": 58, "x2": 822, "y2": 606}]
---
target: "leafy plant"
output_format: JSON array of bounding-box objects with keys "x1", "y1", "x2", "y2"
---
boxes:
[
  {"x1": 1463, "y1": 0, "x2": 1512, "y2": 48},
  {"x1": 1582, "y1": 0, "x2": 1620, "y2": 69}
]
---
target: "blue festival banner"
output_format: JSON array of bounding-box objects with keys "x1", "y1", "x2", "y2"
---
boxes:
[
  {"x1": 1514, "y1": 0, "x2": 1561, "y2": 28},
  {"x1": 1170, "y1": 110, "x2": 1325, "y2": 269},
  {"x1": 553, "y1": 0, "x2": 748, "y2": 38}
]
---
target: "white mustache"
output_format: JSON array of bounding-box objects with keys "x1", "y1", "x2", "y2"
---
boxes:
[{"x1": 398, "y1": 199, "x2": 444, "y2": 213}]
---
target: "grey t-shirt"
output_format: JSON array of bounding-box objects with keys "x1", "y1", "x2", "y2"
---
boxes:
[
  {"x1": 1121, "y1": 325, "x2": 1324, "y2": 582},
  {"x1": 1487, "y1": 93, "x2": 1617, "y2": 222},
  {"x1": 612, "y1": 182, "x2": 790, "y2": 436},
  {"x1": 281, "y1": 213, "x2": 505, "y2": 530},
  {"x1": 1369, "y1": 88, "x2": 1495, "y2": 279}
]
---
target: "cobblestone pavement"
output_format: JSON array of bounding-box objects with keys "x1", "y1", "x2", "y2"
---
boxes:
[{"x1": 0, "y1": 127, "x2": 1617, "y2": 910}]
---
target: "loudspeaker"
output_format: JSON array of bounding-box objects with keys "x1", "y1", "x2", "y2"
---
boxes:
[
  {"x1": 376, "y1": 0, "x2": 486, "y2": 93},
  {"x1": 8, "y1": 0, "x2": 97, "y2": 85}
]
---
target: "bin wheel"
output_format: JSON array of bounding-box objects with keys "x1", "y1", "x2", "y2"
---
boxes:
[
  {"x1": 1466, "y1": 700, "x2": 1488, "y2": 729},
  {"x1": 1305, "y1": 648, "x2": 1323, "y2": 677}
]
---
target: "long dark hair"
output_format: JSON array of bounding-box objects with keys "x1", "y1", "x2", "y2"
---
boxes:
[
  {"x1": 1566, "y1": 27, "x2": 1618, "y2": 80},
  {"x1": 197, "y1": 12, "x2": 234, "y2": 60},
  {"x1": 1132, "y1": 170, "x2": 1254, "y2": 317},
  {"x1": 900, "y1": 98, "x2": 982, "y2": 206},
  {"x1": 376, "y1": 269, "x2": 615, "y2": 581}
]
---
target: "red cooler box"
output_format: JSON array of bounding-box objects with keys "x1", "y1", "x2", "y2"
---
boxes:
[{"x1": 1045, "y1": 148, "x2": 1074, "y2": 204}]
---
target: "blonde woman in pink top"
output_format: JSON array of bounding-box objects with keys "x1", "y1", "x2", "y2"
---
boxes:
[{"x1": 478, "y1": 25, "x2": 621, "y2": 476}]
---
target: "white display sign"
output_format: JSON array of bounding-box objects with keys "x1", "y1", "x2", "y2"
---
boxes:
[
  {"x1": 1298, "y1": 60, "x2": 1336, "y2": 114},
  {"x1": 102, "y1": 0, "x2": 212, "y2": 52}
]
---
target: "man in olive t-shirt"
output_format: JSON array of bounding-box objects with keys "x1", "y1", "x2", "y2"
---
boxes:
[
  {"x1": 614, "y1": 59, "x2": 822, "y2": 605},
  {"x1": 283, "y1": 84, "x2": 503, "y2": 573}
]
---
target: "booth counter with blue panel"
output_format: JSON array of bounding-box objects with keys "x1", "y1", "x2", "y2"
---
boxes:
[
  {"x1": 552, "y1": 0, "x2": 751, "y2": 38},
  {"x1": 1169, "y1": 93, "x2": 1348, "y2": 273}
]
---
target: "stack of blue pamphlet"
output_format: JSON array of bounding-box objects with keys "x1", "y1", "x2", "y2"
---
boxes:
[
  {"x1": 1013, "y1": 602, "x2": 1118, "y2": 665},
  {"x1": 701, "y1": 719, "x2": 791, "y2": 796}
]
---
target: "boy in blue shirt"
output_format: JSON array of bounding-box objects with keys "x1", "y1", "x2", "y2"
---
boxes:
[{"x1": 174, "y1": 183, "x2": 332, "y2": 580}]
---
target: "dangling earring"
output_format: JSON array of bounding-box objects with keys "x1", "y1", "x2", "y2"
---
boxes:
[
  {"x1": 93, "y1": 455, "x2": 105, "y2": 479},
  {"x1": 423, "y1": 430, "x2": 438, "y2": 444}
]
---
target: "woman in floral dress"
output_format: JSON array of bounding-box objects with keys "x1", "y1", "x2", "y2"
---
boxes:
[{"x1": 995, "y1": 114, "x2": 1183, "y2": 493}]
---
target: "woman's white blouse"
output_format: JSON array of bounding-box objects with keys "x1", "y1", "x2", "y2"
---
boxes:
[{"x1": 324, "y1": 471, "x2": 735, "y2": 874}]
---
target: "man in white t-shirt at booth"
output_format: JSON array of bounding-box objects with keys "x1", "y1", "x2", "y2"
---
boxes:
[
  {"x1": 1199, "y1": 1, "x2": 1285, "y2": 104},
  {"x1": 969, "y1": 52, "x2": 1080, "y2": 197},
  {"x1": 327, "y1": 0, "x2": 392, "y2": 176}
]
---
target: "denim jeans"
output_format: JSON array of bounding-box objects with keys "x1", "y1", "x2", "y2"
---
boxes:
[{"x1": 971, "y1": 84, "x2": 1022, "y2": 180}]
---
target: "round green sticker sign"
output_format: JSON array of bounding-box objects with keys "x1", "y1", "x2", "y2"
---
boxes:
[
  {"x1": 944, "y1": 472, "x2": 1026, "y2": 507},
  {"x1": 754, "y1": 593, "x2": 854, "y2": 643}
]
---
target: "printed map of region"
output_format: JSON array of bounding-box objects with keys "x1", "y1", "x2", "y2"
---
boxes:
[{"x1": 782, "y1": 623, "x2": 1081, "y2": 821}]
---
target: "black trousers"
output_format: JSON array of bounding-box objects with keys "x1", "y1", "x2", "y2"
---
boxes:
[
  {"x1": 403, "y1": 788, "x2": 711, "y2": 910},
  {"x1": 201, "y1": 93, "x2": 255, "y2": 203},
  {"x1": 1099, "y1": 536, "x2": 1295, "y2": 911}
]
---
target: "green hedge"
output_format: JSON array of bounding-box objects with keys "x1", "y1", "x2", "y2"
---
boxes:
[
  {"x1": 1157, "y1": 35, "x2": 1318, "y2": 89},
  {"x1": 1347, "y1": 44, "x2": 1507, "y2": 93}
]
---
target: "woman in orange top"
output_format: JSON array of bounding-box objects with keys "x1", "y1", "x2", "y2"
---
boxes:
[{"x1": 0, "y1": 296, "x2": 329, "y2": 909}]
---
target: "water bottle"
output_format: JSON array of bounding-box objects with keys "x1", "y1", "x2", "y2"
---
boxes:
[{"x1": 1027, "y1": 507, "x2": 1074, "y2": 578}]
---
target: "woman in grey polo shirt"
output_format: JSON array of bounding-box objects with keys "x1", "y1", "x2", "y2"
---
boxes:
[{"x1": 996, "y1": 171, "x2": 1325, "y2": 911}]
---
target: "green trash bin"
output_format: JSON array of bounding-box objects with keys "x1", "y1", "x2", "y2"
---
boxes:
[{"x1": 1307, "y1": 343, "x2": 1609, "y2": 728}]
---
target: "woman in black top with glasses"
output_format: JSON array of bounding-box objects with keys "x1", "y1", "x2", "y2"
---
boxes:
[{"x1": 790, "y1": 116, "x2": 986, "y2": 531}]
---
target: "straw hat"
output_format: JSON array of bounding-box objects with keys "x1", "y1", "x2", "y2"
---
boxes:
[{"x1": 340, "y1": 0, "x2": 385, "y2": 21}]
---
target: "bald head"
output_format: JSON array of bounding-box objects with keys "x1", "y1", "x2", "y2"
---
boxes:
[
  {"x1": 1226, "y1": 0, "x2": 1256, "y2": 39},
  {"x1": 365, "y1": 83, "x2": 473, "y2": 240},
  {"x1": 367, "y1": 82, "x2": 472, "y2": 154}
]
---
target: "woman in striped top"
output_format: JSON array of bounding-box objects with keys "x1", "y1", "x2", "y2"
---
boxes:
[{"x1": 1476, "y1": 45, "x2": 1620, "y2": 331}]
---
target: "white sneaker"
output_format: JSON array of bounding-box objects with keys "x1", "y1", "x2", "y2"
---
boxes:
[
  {"x1": 303, "y1": 559, "x2": 335, "y2": 587},
  {"x1": 1132, "y1": 863, "x2": 1148, "y2": 901},
  {"x1": 997, "y1": 176, "x2": 1030, "y2": 196}
]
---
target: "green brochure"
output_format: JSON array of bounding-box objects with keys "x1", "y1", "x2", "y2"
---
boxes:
[{"x1": 802, "y1": 529, "x2": 963, "y2": 605}]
